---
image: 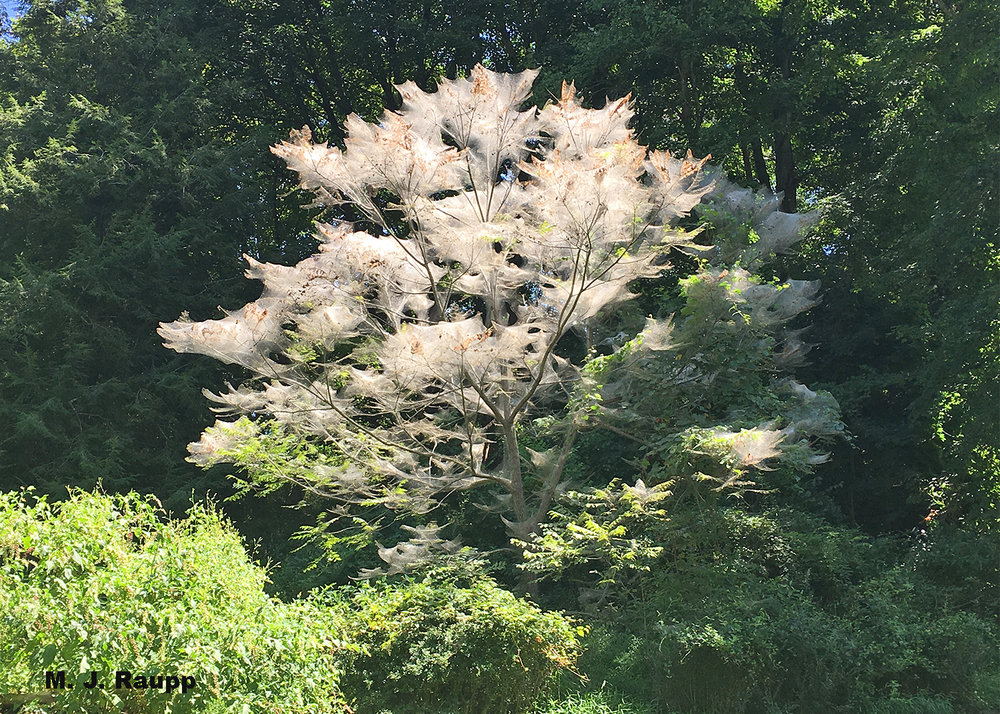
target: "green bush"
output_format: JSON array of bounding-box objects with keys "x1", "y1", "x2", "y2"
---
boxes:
[
  {"x1": 0, "y1": 489, "x2": 350, "y2": 713},
  {"x1": 329, "y1": 570, "x2": 584, "y2": 714},
  {"x1": 547, "y1": 506, "x2": 1000, "y2": 714},
  {"x1": 536, "y1": 691, "x2": 654, "y2": 714}
]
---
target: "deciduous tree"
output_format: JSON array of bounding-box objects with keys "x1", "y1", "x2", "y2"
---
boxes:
[{"x1": 161, "y1": 67, "x2": 829, "y2": 573}]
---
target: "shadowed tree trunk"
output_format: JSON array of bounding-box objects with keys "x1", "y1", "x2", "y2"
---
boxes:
[
  {"x1": 751, "y1": 138, "x2": 773, "y2": 193},
  {"x1": 771, "y1": 3, "x2": 797, "y2": 212},
  {"x1": 774, "y1": 132, "x2": 796, "y2": 212}
]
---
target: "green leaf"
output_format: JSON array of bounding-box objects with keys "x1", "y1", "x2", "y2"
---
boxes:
[{"x1": 40, "y1": 643, "x2": 57, "y2": 668}]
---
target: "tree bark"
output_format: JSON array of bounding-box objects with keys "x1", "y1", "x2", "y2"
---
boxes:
[
  {"x1": 741, "y1": 143, "x2": 754, "y2": 184},
  {"x1": 751, "y1": 138, "x2": 773, "y2": 193},
  {"x1": 771, "y1": 2, "x2": 797, "y2": 212},
  {"x1": 502, "y1": 421, "x2": 527, "y2": 527},
  {"x1": 773, "y1": 132, "x2": 797, "y2": 212},
  {"x1": 501, "y1": 419, "x2": 541, "y2": 599},
  {"x1": 678, "y1": 58, "x2": 698, "y2": 144}
]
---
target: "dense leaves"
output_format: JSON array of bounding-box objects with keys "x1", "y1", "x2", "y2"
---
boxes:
[
  {"x1": 798, "y1": 0, "x2": 1000, "y2": 530},
  {"x1": 0, "y1": 490, "x2": 581, "y2": 714},
  {"x1": 0, "y1": 0, "x2": 271, "y2": 502},
  {"x1": 0, "y1": 490, "x2": 353, "y2": 713},
  {"x1": 333, "y1": 571, "x2": 584, "y2": 714},
  {"x1": 538, "y1": 504, "x2": 1000, "y2": 713}
]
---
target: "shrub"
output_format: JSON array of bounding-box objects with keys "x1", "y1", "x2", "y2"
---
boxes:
[
  {"x1": 542, "y1": 505, "x2": 1000, "y2": 714},
  {"x1": 536, "y1": 691, "x2": 654, "y2": 714},
  {"x1": 0, "y1": 489, "x2": 350, "y2": 713},
  {"x1": 329, "y1": 570, "x2": 584, "y2": 714}
]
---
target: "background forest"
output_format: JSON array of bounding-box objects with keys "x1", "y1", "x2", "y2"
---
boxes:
[{"x1": 0, "y1": 0, "x2": 997, "y2": 713}]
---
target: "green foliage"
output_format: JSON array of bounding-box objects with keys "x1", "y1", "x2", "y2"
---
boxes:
[
  {"x1": 0, "y1": 0, "x2": 306, "y2": 504},
  {"x1": 583, "y1": 253, "x2": 842, "y2": 502},
  {"x1": 0, "y1": 489, "x2": 587, "y2": 714},
  {"x1": 208, "y1": 0, "x2": 525, "y2": 140},
  {"x1": 520, "y1": 480, "x2": 670, "y2": 607},
  {"x1": 536, "y1": 691, "x2": 653, "y2": 714},
  {"x1": 776, "y1": 0, "x2": 999, "y2": 531},
  {"x1": 328, "y1": 569, "x2": 584, "y2": 714},
  {"x1": 536, "y1": 502, "x2": 1000, "y2": 713},
  {"x1": 195, "y1": 417, "x2": 351, "y2": 500},
  {"x1": 532, "y1": 0, "x2": 901, "y2": 211},
  {"x1": 527, "y1": 0, "x2": 997, "y2": 535},
  {"x1": 0, "y1": 489, "x2": 351, "y2": 713},
  {"x1": 0, "y1": 0, "x2": 540, "y2": 520},
  {"x1": 0, "y1": 1, "x2": 996, "y2": 712}
]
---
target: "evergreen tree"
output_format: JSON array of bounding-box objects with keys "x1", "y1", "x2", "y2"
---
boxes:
[{"x1": 0, "y1": 0, "x2": 301, "y2": 504}]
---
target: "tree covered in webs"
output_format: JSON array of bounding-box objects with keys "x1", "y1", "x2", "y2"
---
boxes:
[{"x1": 160, "y1": 66, "x2": 837, "y2": 575}]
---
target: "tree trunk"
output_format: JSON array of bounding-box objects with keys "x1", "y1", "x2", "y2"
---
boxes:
[
  {"x1": 771, "y1": 3, "x2": 797, "y2": 212},
  {"x1": 503, "y1": 421, "x2": 527, "y2": 526},
  {"x1": 678, "y1": 58, "x2": 698, "y2": 144},
  {"x1": 741, "y1": 143, "x2": 754, "y2": 185},
  {"x1": 496, "y1": 21, "x2": 522, "y2": 71},
  {"x1": 751, "y1": 138, "x2": 773, "y2": 193},
  {"x1": 501, "y1": 420, "x2": 540, "y2": 598},
  {"x1": 773, "y1": 132, "x2": 797, "y2": 212}
]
